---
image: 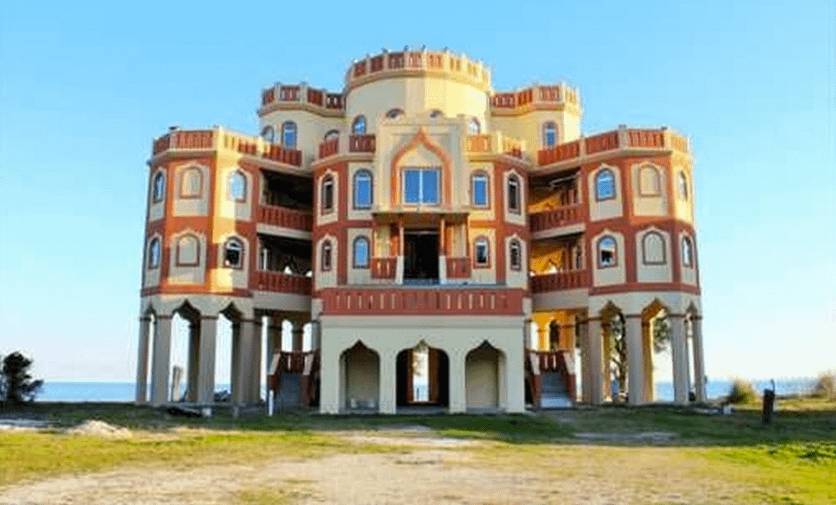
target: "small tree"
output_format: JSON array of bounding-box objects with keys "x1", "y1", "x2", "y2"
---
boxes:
[
  {"x1": 0, "y1": 352, "x2": 44, "y2": 405},
  {"x1": 609, "y1": 315, "x2": 671, "y2": 396}
]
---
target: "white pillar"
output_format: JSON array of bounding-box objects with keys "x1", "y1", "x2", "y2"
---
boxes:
[
  {"x1": 692, "y1": 316, "x2": 706, "y2": 402},
  {"x1": 251, "y1": 319, "x2": 263, "y2": 403},
  {"x1": 504, "y1": 338, "x2": 525, "y2": 413},
  {"x1": 197, "y1": 316, "x2": 217, "y2": 404},
  {"x1": 448, "y1": 350, "x2": 467, "y2": 413},
  {"x1": 291, "y1": 319, "x2": 305, "y2": 351},
  {"x1": 625, "y1": 315, "x2": 644, "y2": 406},
  {"x1": 586, "y1": 318, "x2": 604, "y2": 404},
  {"x1": 319, "y1": 341, "x2": 340, "y2": 414},
  {"x1": 377, "y1": 349, "x2": 396, "y2": 414},
  {"x1": 670, "y1": 315, "x2": 689, "y2": 405},
  {"x1": 135, "y1": 316, "x2": 151, "y2": 404},
  {"x1": 150, "y1": 315, "x2": 172, "y2": 406}
]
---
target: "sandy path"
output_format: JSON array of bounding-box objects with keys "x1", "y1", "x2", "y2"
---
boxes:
[{"x1": 0, "y1": 434, "x2": 749, "y2": 505}]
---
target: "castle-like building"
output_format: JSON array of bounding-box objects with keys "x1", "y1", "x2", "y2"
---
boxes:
[{"x1": 135, "y1": 48, "x2": 705, "y2": 413}]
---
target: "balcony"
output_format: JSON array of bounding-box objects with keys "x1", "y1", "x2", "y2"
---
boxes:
[
  {"x1": 320, "y1": 287, "x2": 525, "y2": 316},
  {"x1": 251, "y1": 270, "x2": 312, "y2": 296},
  {"x1": 490, "y1": 84, "x2": 581, "y2": 112},
  {"x1": 536, "y1": 127, "x2": 689, "y2": 168},
  {"x1": 260, "y1": 84, "x2": 344, "y2": 113},
  {"x1": 465, "y1": 133, "x2": 525, "y2": 160},
  {"x1": 317, "y1": 134, "x2": 376, "y2": 160},
  {"x1": 530, "y1": 270, "x2": 590, "y2": 294},
  {"x1": 258, "y1": 204, "x2": 313, "y2": 232},
  {"x1": 370, "y1": 258, "x2": 397, "y2": 280},
  {"x1": 529, "y1": 204, "x2": 585, "y2": 234},
  {"x1": 445, "y1": 257, "x2": 470, "y2": 279},
  {"x1": 151, "y1": 127, "x2": 302, "y2": 167}
]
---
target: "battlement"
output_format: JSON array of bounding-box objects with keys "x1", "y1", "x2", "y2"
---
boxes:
[
  {"x1": 150, "y1": 126, "x2": 302, "y2": 167},
  {"x1": 258, "y1": 83, "x2": 345, "y2": 117},
  {"x1": 490, "y1": 84, "x2": 581, "y2": 114},
  {"x1": 344, "y1": 48, "x2": 492, "y2": 92}
]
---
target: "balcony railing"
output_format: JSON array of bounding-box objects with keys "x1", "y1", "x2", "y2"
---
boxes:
[
  {"x1": 446, "y1": 257, "x2": 470, "y2": 279},
  {"x1": 349, "y1": 134, "x2": 376, "y2": 152},
  {"x1": 317, "y1": 134, "x2": 376, "y2": 159},
  {"x1": 490, "y1": 84, "x2": 580, "y2": 110},
  {"x1": 320, "y1": 287, "x2": 525, "y2": 315},
  {"x1": 258, "y1": 204, "x2": 313, "y2": 232},
  {"x1": 530, "y1": 271, "x2": 590, "y2": 294},
  {"x1": 465, "y1": 133, "x2": 525, "y2": 159},
  {"x1": 536, "y1": 127, "x2": 689, "y2": 167},
  {"x1": 251, "y1": 270, "x2": 312, "y2": 296},
  {"x1": 151, "y1": 127, "x2": 302, "y2": 167},
  {"x1": 260, "y1": 84, "x2": 343, "y2": 111},
  {"x1": 370, "y1": 258, "x2": 397, "y2": 279},
  {"x1": 152, "y1": 129, "x2": 213, "y2": 154},
  {"x1": 529, "y1": 204, "x2": 584, "y2": 233}
]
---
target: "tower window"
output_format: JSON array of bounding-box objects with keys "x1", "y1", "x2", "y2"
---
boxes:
[
  {"x1": 543, "y1": 122, "x2": 557, "y2": 147},
  {"x1": 321, "y1": 241, "x2": 332, "y2": 271},
  {"x1": 352, "y1": 115, "x2": 366, "y2": 135},
  {"x1": 261, "y1": 125, "x2": 275, "y2": 143},
  {"x1": 595, "y1": 169, "x2": 615, "y2": 200},
  {"x1": 474, "y1": 238, "x2": 490, "y2": 267},
  {"x1": 678, "y1": 171, "x2": 689, "y2": 200},
  {"x1": 180, "y1": 167, "x2": 202, "y2": 198},
  {"x1": 353, "y1": 170, "x2": 372, "y2": 209},
  {"x1": 353, "y1": 236, "x2": 370, "y2": 268},
  {"x1": 682, "y1": 236, "x2": 694, "y2": 267},
  {"x1": 152, "y1": 172, "x2": 165, "y2": 203},
  {"x1": 176, "y1": 234, "x2": 200, "y2": 266},
  {"x1": 469, "y1": 118, "x2": 481, "y2": 134},
  {"x1": 472, "y1": 173, "x2": 488, "y2": 207},
  {"x1": 228, "y1": 170, "x2": 246, "y2": 202},
  {"x1": 598, "y1": 236, "x2": 617, "y2": 268},
  {"x1": 510, "y1": 239, "x2": 522, "y2": 270},
  {"x1": 639, "y1": 165, "x2": 661, "y2": 196},
  {"x1": 148, "y1": 238, "x2": 161, "y2": 269},
  {"x1": 507, "y1": 174, "x2": 521, "y2": 213},
  {"x1": 224, "y1": 238, "x2": 244, "y2": 269},
  {"x1": 281, "y1": 121, "x2": 297, "y2": 148},
  {"x1": 641, "y1": 231, "x2": 665, "y2": 265},
  {"x1": 321, "y1": 176, "x2": 334, "y2": 213}
]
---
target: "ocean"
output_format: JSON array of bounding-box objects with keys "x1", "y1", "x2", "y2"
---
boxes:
[{"x1": 36, "y1": 378, "x2": 818, "y2": 403}]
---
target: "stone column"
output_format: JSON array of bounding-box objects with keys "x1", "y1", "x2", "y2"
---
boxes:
[
  {"x1": 291, "y1": 319, "x2": 305, "y2": 352},
  {"x1": 150, "y1": 315, "x2": 172, "y2": 406},
  {"x1": 197, "y1": 316, "x2": 217, "y2": 404},
  {"x1": 378, "y1": 349, "x2": 398, "y2": 414},
  {"x1": 692, "y1": 316, "x2": 706, "y2": 402},
  {"x1": 625, "y1": 315, "x2": 644, "y2": 406},
  {"x1": 135, "y1": 316, "x2": 151, "y2": 404},
  {"x1": 670, "y1": 315, "x2": 689, "y2": 405},
  {"x1": 251, "y1": 318, "x2": 263, "y2": 403},
  {"x1": 504, "y1": 338, "x2": 525, "y2": 414},
  {"x1": 448, "y1": 350, "x2": 467, "y2": 413},
  {"x1": 234, "y1": 319, "x2": 258, "y2": 404},
  {"x1": 309, "y1": 320, "x2": 321, "y2": 350},
  {"x1": 319, "y1": 342, "x2": 340, "y2": 414},
  {"x1": 586, "y1": 318, "x2": 604, "y2": 404}
]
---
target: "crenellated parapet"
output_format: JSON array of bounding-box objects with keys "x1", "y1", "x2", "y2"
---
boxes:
[
  {"x1": 258, "y1": 83, "x2": 345, "y2": 117},
  {"x1": 344, "y1": 48, "x2": 492, "y2": 92},
  {"x1": 490, "y1": 84, "x2": 581, "y2": 115}
]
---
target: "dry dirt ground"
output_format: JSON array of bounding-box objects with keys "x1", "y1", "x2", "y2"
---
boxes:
[{"x1": 0, "y1": 428, "x2": 751, "y2": 505}]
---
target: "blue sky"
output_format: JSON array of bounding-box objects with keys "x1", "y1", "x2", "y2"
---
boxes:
[{"x1": 0, "y1": 1, "x2": 834, "y2": 383}]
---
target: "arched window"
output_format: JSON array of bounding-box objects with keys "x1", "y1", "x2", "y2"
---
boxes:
[
  {"x1": 180, "y1": 167, "x2": 202, "y2": 198},
  {"x1": 321, "y1": 175, "x2": 334, "y2": 213},
  {"x1": 152, "y1": 171, "x2": 165, "y2": 203},
  {"x1": 352, "y1": 115, "x2": 366, "y2": 135},
  {"x1": 148, "y1": 238, "x2": 161, "y2": 269},
  {"x1": 642, "y1": 231, "x2": 665, "y2": 265},
  {"x1": 324, "y1": 129, "x2": 339, "y2": 140},
  {"x1": 595, "y1": 169, "x2": 615, "y2": 200},
  {"x1": 321, "y1": 240, "x2": 332, "y2": 271},
  {"x1": 678, "y1": 171, "x2": 689, "y2": 200},
  {"x1": 507, "y1": 174, "x2": 521, "y2": 213},
  {"x1": 353, "y1": 170, "x2": 372, "y2": 209},
  {"x1": 509, "y1": 239, "x2": 522, "y2": 270},
  {"x1": 281, "y1": 121, "x2": 297, "y2": 148},
  {"x1": 681, "y1": 236, "x2": 694, "y2": 267},
  {"x1": 228, "y1": 170, "x2": 246, "y2": 202},
  {"x1": 597, "y1": 236, "x2": 617, "y2": 267},
  {"x1": 261, "y1": 125, "x2": 275, "y2": 143},
  {"x1": 471, "y1": 172, "x2": 489, "y2": 207},
  {"x1": 474, "y1": 237, "x2": 490, "y2": 267},
  {"x1": 353, "y1": 236, "x2": 369, "y2": 268},
  {"x1": 223, "y1": 238, "x2": 244, "y2": 269},
  {"x1": 176, "y1": 234, "x2": 200, "y2": 266},
  {"x1": 639, "y1": 165, "x2": 661, "y2": 196},
  {"x1": 429, "y1": 109, "x2": 443, "y2": 118},
  {"x1": 469, "y1": 118, "x2": 481, "y2": 134},
  {"x1": 543, "y1": 122, "x2": 557, "y2": 147},
  {"x1": 385, "y1": 108, "x2": 404, "y2": 119}
]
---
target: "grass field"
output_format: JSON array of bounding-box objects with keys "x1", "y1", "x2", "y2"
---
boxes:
[{"x1": 0, "y1": 398, "x2": 834, "y2": 504}]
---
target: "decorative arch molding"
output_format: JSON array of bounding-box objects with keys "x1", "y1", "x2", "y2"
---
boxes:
[
  {"x1": 591, "y1": 163, "x2": 620, "y2": 201},
  {"x1": 341, "y1": 339, "x2": 381, "y2": 357},
  {"x1": 174, "y1": 162, "x2": 209, "y2": 199},
  {"x1": 634, "y1": 161, "x2": 665, "y2": 197},
  {"x1": 389, "y1": 128, "x2": 453, "y2": 206},
  {"x1": 171, "y1": 228, "x2": 206, "y2": 268}
]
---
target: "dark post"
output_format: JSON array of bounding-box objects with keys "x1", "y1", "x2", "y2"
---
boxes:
[{"x1": 762, "y1": 382, "x2": 775, "y2": 425}]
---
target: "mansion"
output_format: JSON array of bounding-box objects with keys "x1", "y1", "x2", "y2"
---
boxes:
[{"x1": 135, "y1": 48, "x2": 705, "y2": 413}]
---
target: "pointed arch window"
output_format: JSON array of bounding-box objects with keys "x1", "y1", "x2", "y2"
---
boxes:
[
  {"x1": 321, "y1": 240, "x2": 332, "y2": 271},
  {"x1": 681, "y1": 236, "x2": 694, "y2": 267},
  {"x1": 353, "y1": 170, "x2": 372, "y2": 209},
  {"x1": 281, "y1": 121, "x2": 297, "y2": 148},
  {"x1": 321, "y1": 175, "x2": 334, "y2": 213},
  {"x1": 324, "y1": 129, "x2": 339, "y2": 140},
  {"x1": 543, "y1": 121, "x2": 557, "y2": 147},
  {"x1": 471, "y1": 172, "x2": 489, "y2": 207},
  {"x1": 180, "y1": 167, "x2": 202, "y2": 198},
  {"x1": 261, "y1": 125, "x2": 275, "y2": 143},
  {"x1": 148, "y1": 238, "x2": 161, "y2": 269},
  {"x1": 469, "y1": 118, "x2": 481, "y2": 134},
  {"x1": 639, "y1": 165, "x2": 661, "y2": 196},
  {"x1": 152, "y1": 171, "x2": 165, "y2": 203},
  {"x1": 595, "y1": 169, "x2": 615, "y2": 200},
  {"x1": 223, "y1": 238, "x2": 244, "y2": 269},
  {"x1": 507, "y1": 174, "x2": 521, "y2": 213},
  {"x1": 678, "y1": 171, "x2": 689, "y2": 200},
  {"x1": 510, "y1": 239, "x2": 522, "y2": 270},
  {"x1": 474, "y1": 237, "x2": 490, "y2": 267},
  {"x1": 641, "y1": 231, "x2": 666, "y2": 265},
  {"x1": 176, "y1": 234, "x2": 200, "y2": 266},
  {"x1": 228, "y1": 170, "x2": 247, "y2": 202},
  {"x1": 597, "y1": 235, "x2": 617, "y2": 268},
  {"x1": 352, "y1": 115, "x2": 366, "y2": 135},
  {"x1": 353, "y1": 236, "x2": 370, "y2": 268}
]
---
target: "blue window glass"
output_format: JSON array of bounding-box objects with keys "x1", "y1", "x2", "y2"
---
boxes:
[
  {"x1": 543, "y1": 122, "x2": 557, "y2": 147},
  {"x1": 228, "y1": 171, "x2": 246, "y2": 201},
  {"x1": 282, "y1": 122, "x2": 297, "y2": 148},
  {"x1": 354, "y1": 171, "x2": 372, "y2": 209},
  {"x1": 472, "y1": 174, "x2": 488, "y2": 206},
  {"x1": 422, "y1": 169, "x2": 438, "y2": 204},
  {"x1": 353, "y1": 237, "x2": 369, "y2": 268},
  {"x1": 404, "y1": 169, "x2": 420, "y2": 203},
  {"x1": 403, "y1": 168, "x2": 440, "y2": 204},
  {"x1": 596, "y1": 170, "x2": 615, "y2": 200},
  {"x1": 152, "y1": 172, "x2": 165, "y2": 202},
  {"x1": 352, "y1": 116, "x2": 366, "y2": 135}
]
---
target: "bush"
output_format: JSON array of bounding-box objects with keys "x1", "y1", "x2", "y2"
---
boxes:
[
  {"x1": 812, "y1": 372, "x2": 836, "y2": 400},
  {"x1": 0, "y1": 352, "x2": 43, "y2": 405},
  {"x1": 727, "y1": 377, "x2": 757, "y2": 404}
]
